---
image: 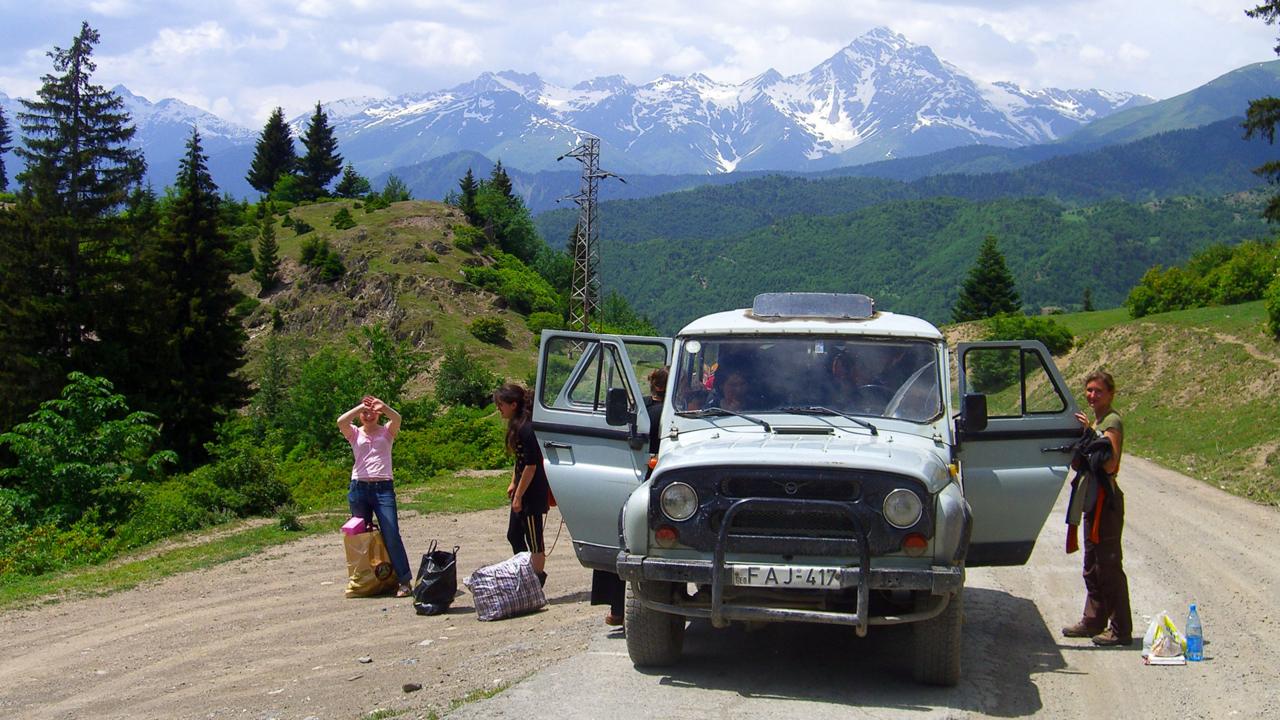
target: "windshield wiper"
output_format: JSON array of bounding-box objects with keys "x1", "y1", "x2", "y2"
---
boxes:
[
  {"x1": 676, "y1": 407, "x2": 773, "y2": 432},
  {"x1": 779, "y1": 406, "x2": 879, "y2": 436}
]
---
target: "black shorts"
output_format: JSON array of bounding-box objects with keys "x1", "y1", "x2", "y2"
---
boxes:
[{"x1": 507, "y1": 510, "x2": 545, "y2": 555}]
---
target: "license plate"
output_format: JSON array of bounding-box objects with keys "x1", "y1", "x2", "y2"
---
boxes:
[{"x1": 731, "y1": 564, "x2": 843, "y2": 588}]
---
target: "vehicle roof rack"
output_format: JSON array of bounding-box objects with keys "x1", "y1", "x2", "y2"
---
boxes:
[{"x1": 750, "y1": 292, "x2": 876, "y2": 320}]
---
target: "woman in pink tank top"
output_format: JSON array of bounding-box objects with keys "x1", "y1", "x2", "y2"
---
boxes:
[{"x1": 338, "y1": 395, "x2": 412, "y2": 597}]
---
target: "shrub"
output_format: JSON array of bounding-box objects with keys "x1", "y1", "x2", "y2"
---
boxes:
[
  {"x1": 300, "y1": 237, "x2": 344, "y2": 281},
  {"x1": 394, "y1": 407, "x2": 508, "y2": 480},
  {"x1": 277, "y1": 458, "x2": 350, "y2": 511},
  {"x1": 984, "y1": 313, "x2": 1074, "y2": 356},
  {"x1": 227, "y1": 226, "x2": 258, "y2": 273},
  {"x1": 525, "y1": 311, "x2": 564, "y2": 346},
  {"x1": 331, "y1": 207, "x2": 356, "y2": 230},
  {"x1": 293, "y1": 218, "x2": 314, "y2": 235},
  {"x1": 280, "y1": 348, "x2": 371, "y2": 455},
  {"x1": 363, "y1": 194, "x2": 390, "y2": 213},
  {"x1": 469, "y1": 316, "x2": 508, "y2": 344},
  {"x1": 435, "y1": 345, "x2": 499, "y2": 408},
  {"x1": 453, "y1": 224, "x2": 485, "y2": 252},
  {"x1": 277, "y1": 503, "x2": 304, "y2": 531},
  {"x1": 281, "y1": 214, "x2": 295, "y2": 227},
  {"x1": 187, "y1": 441, "x2": 289, "y2": 517},
  {"x1": 1265, "y1": 273, "x2": 1280, "y2": 340},
  {"x1": 462, "y1": 251, "x2": 561, "y2": 315},
  {"x1": 112, "y1": 479, "x2": 217, "y2": 549},
  {"x1": 233, "y1": 293, "x2": 261, "y2": 319}
]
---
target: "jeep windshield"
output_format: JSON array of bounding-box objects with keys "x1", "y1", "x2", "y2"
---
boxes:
[{"x1": 672, "y1": 336, "x2": 943, "y2": 423}]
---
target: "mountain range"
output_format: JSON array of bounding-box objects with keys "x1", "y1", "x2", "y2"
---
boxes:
[{"x1": 2, "y1": 27, "x2": 1154, "y2": 198}]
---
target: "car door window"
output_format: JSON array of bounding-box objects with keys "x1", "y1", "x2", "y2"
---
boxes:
[
  {"x1": 540, "y1": 336, "x2": 633, "y2": 413},
  {"x1": 962, "y1": 346, "x2": 1067, "y2": 417}
]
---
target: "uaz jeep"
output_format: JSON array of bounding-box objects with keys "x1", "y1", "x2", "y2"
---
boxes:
[{"x1": 533, "y1": 293, "x2": 1080, "y2": 685}]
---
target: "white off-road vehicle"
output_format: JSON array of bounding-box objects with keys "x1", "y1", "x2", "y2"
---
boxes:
[{"x1": 533, "y1": 293, "x2": 1080, "y2": 685}]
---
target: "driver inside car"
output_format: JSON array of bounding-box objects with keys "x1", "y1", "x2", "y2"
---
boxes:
[{"x1": 828, "y1": 349, "x2": 891, "y2": 414}]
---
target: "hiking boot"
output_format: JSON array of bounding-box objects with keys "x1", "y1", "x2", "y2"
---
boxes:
[
  {"x1": 1061, "y1": 622, "x2": 1103, "y2": 638},
  {"x1": 1091, "y1": 628, "x2": 1133, "y2": 647}
]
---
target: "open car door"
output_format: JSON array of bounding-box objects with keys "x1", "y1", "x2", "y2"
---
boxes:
[
  {"x1": 956, "y1": 340, "x2": 1081, "y2": 567},
  {"x1": 533, "y1": 330, "x2": 672, "y2": 571}
]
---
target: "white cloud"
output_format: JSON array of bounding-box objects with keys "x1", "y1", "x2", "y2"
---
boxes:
[
  {"x1": 149, "y1": 22, "x2": 230, "y2": 57},
  {"x1": 338, "y1": 22, "x2": 482, "y2": 68}
]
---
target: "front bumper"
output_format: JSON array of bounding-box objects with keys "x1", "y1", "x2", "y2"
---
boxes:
[{"x1": 619, "y1": 497, "x2": 964, "y2": 635}]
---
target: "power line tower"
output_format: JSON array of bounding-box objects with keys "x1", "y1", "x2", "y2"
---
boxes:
[{"x1": 558, "y1": 136, "x2": 623, "y2": 332}]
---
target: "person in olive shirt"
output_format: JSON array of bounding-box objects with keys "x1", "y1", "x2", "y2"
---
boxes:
[
  {"x1": 1062, "y1": 370, "x2": 1133, "y2": 647},
  {"x1": 494, "y1": 383, "x2": 550, "y2": 586}
]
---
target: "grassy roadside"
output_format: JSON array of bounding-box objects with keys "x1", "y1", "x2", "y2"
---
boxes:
[
  {"x1": 1053, "y1": 301, "x2": 1280, "y2": 506},
  {"x1": 0, "y1": 470, "x2": 512, "y2": 612}
]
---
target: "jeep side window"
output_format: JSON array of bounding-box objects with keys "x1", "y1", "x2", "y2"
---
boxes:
[{"x1": 962, "y1": 346, "x2": 1067, "y2": 417}]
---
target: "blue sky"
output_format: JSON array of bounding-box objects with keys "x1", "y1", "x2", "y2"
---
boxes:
[{"x1": 1, "y1": 0, "x2": 1276, "y2": 127}]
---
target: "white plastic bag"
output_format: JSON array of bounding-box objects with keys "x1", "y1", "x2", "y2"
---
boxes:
[{"x1": 1142, "y1": 611, "x2": 1186, "y2": 659}]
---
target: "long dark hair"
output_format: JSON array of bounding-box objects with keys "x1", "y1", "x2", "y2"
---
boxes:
[{"x1": 494, "y1": 382, "x2": 533, "y2": 454}]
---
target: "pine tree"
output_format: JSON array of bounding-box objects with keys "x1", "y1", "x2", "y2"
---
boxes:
[
  {"x1": 6, "y1": 22, "x2": 145, "y2": 414},
  {"x1": 1082, "y1": 286, "x2": 1095, "y2": 312},
  {"x1": 489, "y1": 161, "x2": 514, "y2": 202},
  {"x1": 952, "y1": 235, "x2": 1021, "y2": 322},
  {"x1": 458, "y1": 167, "x2": 480, "y2": 225},
  {"x1": 0, "y1": 105, "x2": 11, "y2": 190},
  {"x1": 298, "y1": 101, "x2": 342, "y2": 199},
  {"x1": 154, "y1": 128, "x2": 248, "y2": 462},
  {"x1": 246, "y1": 107, "x2": 296, "y2": 194},
  {"x1": 333, "y1": 163, "x2": 371, "y2": 198},
  {"x1": 1246, "y1": 2, "x2": 1280, "y2": 221},
  {"x1": 253, "y1": 205, "x2": 281, "y2": 295}
]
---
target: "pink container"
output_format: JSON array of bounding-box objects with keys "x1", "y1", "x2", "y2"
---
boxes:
[{"x1": 341, "y1": 516, "x2": 368, "y2": 536}]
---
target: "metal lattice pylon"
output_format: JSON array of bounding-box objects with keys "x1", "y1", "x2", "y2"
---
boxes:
[{"x1": 558, "y1": 136, "x2": 622, "y2": 332}]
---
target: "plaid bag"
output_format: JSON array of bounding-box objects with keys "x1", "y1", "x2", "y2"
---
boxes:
[{"x1": 463, "y1": 552, "x2": 547, "y2": 621}]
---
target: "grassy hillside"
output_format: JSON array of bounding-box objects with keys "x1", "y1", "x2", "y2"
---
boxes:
[
  {"x1": 1040, "y1": 302, "x2": 1279, "y2": 505},
  {"x1": 232, "y1": 199, "x2": 539, "y2": 391}
]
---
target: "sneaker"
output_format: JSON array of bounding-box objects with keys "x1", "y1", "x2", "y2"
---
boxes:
[
  {"x1": 1091, "y1": 628, "x2": 1133, "y2": 647},
  {"x1": 1061, "y1": 622, "x2": 1103, "y2": 638}
]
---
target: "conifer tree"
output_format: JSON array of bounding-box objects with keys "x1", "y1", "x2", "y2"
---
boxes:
[
  {"x1": 334, "y1": 163, "x2": 371, "y2": 198},
  {"x1": 246, "y1": 107, "x2": 296, "y2": 194},
  {"x1": 1245, "y1": 2, "x2": 1280, "y2": 221},
  {"x1": 952, "y1": 235, "x2": 1021, "y2": 322},
  {"x1": 253, "y1": 205, "x2": 281, "y2": 295},
  {"x1": 298, "y1": 101, "x2": 342, "y2": 199},
  {"x1": 6, "y1": 22, "x2": 145, "y2": 414},
  {"x1": 154, "y1": 128, "x2": 248, "y2": 461},
  {"x1": 489, "y1": 161, "x2": 514, "y2": 202},
  {"x1": 458, "y1": 167, "x2": 480, "y2": 225},
  {"x1": 0, "y1": 105, "x2": 11, "y2": 190}
]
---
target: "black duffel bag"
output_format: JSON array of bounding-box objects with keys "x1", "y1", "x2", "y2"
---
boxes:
[{"x1": 413, "y1": 540, "x2": 459, "y2": 616}]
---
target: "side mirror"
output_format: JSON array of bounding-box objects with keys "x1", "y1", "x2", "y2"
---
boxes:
[
  {"x1": 605, "y1": 387, "x2": 633, "y2": 427},
  {"x1": 960, "y1": 393, "x2": 988, "y2": 433}
]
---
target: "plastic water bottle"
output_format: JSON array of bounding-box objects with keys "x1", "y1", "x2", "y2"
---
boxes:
[{"x1": 1185, "y1": 603, "x2": 1204, "y2": 661}]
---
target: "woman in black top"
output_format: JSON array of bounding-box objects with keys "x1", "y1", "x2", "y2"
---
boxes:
[{"x1": 494, "y1": 383, "x2": 550, "y2": 585}]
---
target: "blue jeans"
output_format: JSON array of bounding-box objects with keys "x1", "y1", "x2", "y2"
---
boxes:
[{"x1": 348, "y1": 479, "x2": 412, "y2": 584}]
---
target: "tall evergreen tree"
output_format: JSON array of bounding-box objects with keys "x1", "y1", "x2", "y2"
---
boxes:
[
  {"x1": 333, "y1": 163, "x2": 371, "y2": 198},
  {"x1": 6, "y1": 22, "x2": 145, "y2": 416},
  {"x1": 253, "y1": 206, "x2": 281, "y2": 295},
  {"x1": 489, "y1": 161, "x2": 514, "y2": 202},
  {"x1": 246, "y1": 107, "x2": 296, "y2": 194},
  {"x1": 952, "y1": 235, "x2": 1021, "y2": 322},
  {"x1": 458, "y1": 167, "x2": 480, "y2": 225},
  {"x1": 1245, "y1": 2, "x2": 1280, "y2": 221},
  {"x1": 0, "y1": 105, "x2": 11, "y2": 190},
  {"x1": 154, "y1": 128, "x2": 248, "y2": 461},
  {"x1": 298, "y1": 101, "x2": 342, "y2": 199}
]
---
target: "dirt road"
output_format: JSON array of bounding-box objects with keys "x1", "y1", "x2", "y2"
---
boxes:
[{"x1": 1, "y1": 457, "x2": 1278, "y2": 719}]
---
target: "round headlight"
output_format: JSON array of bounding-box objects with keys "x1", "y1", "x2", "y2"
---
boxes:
[
  {"x1": 882, "y1": 488, "x2": 923, "y2": 529},
  {"x1": 660, "y1": 482, "x2": 698, "y2": 521}
]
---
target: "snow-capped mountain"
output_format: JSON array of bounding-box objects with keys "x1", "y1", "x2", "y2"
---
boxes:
[
  {"x1": 320, "y1": 27, "x2": 1152, "y2": 176},
  {"x1": 3, "y1": 28, "x2": 1153, "y2": 196}
]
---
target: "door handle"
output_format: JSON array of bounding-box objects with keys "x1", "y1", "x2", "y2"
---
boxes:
[
  {"x1": 544, "y1": 441, "x2": 572, "y2": 449},
  {"x1": 1041, "y1": 444, "x2": 1074, "y2": 453}
]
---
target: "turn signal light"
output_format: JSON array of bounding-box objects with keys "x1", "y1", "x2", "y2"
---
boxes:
[
  {"x1": 648, "y1": 455, "x2": 658, "y2": 470},
  {"x1": 902, "y1": 533, "x2": 928, "y2": 557},
  {"x1": 655, "y1": 525, "x2": 679, "y2": 548}
]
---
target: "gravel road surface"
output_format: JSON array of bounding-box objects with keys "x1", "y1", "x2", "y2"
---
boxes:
[{"x1": 0, "y1": 456, "x2": 1276, "y2": 719}]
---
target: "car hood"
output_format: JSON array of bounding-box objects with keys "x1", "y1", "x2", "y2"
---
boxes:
[{"x1": 655, "y1": 429, "x2": 952, "y2": 493}]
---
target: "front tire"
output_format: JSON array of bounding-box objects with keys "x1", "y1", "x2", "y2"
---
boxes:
[
  {"x1": 912, "y1": 589, "x2": 963, "y2": 686},
  {"x1": 625, "y1": 581, "x2": 685, "y2": 667}
]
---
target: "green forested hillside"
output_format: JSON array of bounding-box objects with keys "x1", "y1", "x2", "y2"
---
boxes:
[{"x1": 597, "y1": 194, "x2": 1270, "y2": 332}]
